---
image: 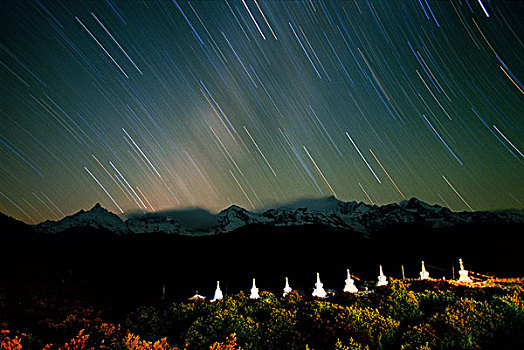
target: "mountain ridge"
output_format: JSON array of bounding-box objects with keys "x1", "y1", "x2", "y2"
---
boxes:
[{"x1": 30, "y1": 197, "x2": 524, "y2": 236}]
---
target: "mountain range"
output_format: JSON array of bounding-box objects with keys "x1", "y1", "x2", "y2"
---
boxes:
[{"x1": 32, "y1": 196, "x2": 524, "y2": 236}]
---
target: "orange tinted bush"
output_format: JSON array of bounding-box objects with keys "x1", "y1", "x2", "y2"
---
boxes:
[
  {"x1": 42, "y1": 329, "x2": 94, "y2": 350},
  {"x1": 123, "y1": 332, "x2": 179, "y2": 350},
  {"x1": 0, "y1": 330, "x2": 22, "y2": 350},
  {"x1": 209, "y1": 333, "x2": 243, "y2": 350}
]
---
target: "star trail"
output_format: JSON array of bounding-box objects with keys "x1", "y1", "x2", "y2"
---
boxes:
[{"x1": 0, "y1": 0, "x2": 522, "y2": 224}]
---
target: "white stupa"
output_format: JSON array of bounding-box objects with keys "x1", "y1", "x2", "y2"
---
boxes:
[
  {"x1": 212, "y1": 281, "x2": 223, "y2": 302},
  {"x1": 283, "y1": 277, "x2": 292, "y2": 297},
  {"x1": 312, "y1": 272, "x2": 327, "y2": 298},
  {"x1": 377, "y1": 265, "x2": 388, "y2": 287},
  {"x1": 343, "y1": 269, "x2": 358, "y2": 293},
  {"x1": 188, "y1": 291, "x2": 206, "y2": 301},
  {"x1": 250, "y1": 278, "x2": 260, "y2": 299},
  {"x1": 458, "y1": 258, "x2": 473, "y2": 283},
  {"x1": 419, "y1": 261, "x2": 430, "y2": 280}
]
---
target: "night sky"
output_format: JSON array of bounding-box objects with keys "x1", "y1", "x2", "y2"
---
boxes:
[{"x1": 0, "y1": 0, "x2": 523, "y2": 224}]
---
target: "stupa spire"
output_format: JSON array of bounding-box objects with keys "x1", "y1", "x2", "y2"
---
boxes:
[
  {"x1": 212, "y1": 281, "x2": 223, "y2": 302},
  {"x1": 420, "y1": 261, "x2": 430, "y2": 280},
  {"x1": 458, "y1": 258, "x2": 473, "y2": 283},
  {"x1": 343, "y1": 269, "x2": 358, "y2": 293},
  {"x1": 312, "y1": 272, "x2": 327, "y2": 298},
  {"x1": 250, "y1": 278, "x2": 260, "y2": 299},
  {"x1": 377, "y1": 265, "x2": 388, "y2": 287},
  {"x1": 283, "y1": 277, "x2": 292, "y2": 297}
]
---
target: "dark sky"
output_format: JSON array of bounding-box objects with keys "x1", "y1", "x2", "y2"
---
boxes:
[{"x1": 0, "y1": 0, "x2": 522, "y2": 224}]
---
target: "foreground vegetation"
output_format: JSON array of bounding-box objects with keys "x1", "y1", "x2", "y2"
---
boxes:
[{"x1": 1, "y1": 280, "x2": 523, "y2": 349}]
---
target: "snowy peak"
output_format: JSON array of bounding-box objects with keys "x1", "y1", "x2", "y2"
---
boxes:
[
  {"x1": 218, "y1": 204, "x2": 247, "y2": 216},
  {"x1": 400, "y1": 197, "x2": 444, "y2": 212},
  {"x1": 216, "y1": 205, "x2": 269, "y2": 233},
  {"x1": 36, "y1": 203, "x2": 127, "y2": 234}
]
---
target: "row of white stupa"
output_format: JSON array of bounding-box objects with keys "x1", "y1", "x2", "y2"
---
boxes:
[{"x1": 205, "y1": 259, "x2": 473, "y2": 301}]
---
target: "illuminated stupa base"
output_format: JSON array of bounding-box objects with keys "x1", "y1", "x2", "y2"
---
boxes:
[
  {"x1": 312, "y1": 272, "x2": 327, "y2": 298},
  {"x1": 343, "y1": 269, "x2": 358, "y2": 293},
  {"x1": 212, "y1": 281, "x2": 223, "y2": 302},
  {"x1": 377, "y1": 265, "x2": 388, "y2": 287},
  {"x1": 283, "y1": 277, "x2": 292, "y2": 297},
  {"x1": 458, "y1": 259, "x2": 473, "y2": 283},
  {"x1": 420, "y1": 261, "x2": 430, "y2": 280},
  {"x1": 250, "y1": 278, "x2": 259, "y2": 299}
]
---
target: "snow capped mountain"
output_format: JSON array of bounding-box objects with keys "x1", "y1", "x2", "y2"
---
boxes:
[
  {"x1": 215, "y1": 205, "x2": 267, "y2": 233},
  {"x1": 36, "y1": 203, "x2": 128, "y2": 234},
  {"x1": 34, "y1": 197, "x2": 524, "y2": 236}
]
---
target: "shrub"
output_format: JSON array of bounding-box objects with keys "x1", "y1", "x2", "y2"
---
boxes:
[
  {"x1": 400, "y1": 323, "x2": 439, "y2": 349},
  {"x1": 263, "y1": 307, "x2": 299, "y2": 350},
  {"x1": 434, "y1": 297, "x2": 498, "y2": 348},
  {"x1": 42, "y1": 329, "x2": 94, "y2": 350},
  {"x1": 184, "y1": 304, "x2": 260, "y2": 350},
  {"x1": 0, "y1": 330, "x2": 22, "y2": 350},
  {"x1": 417, "y1": 289, "x2": 456, "y2": 316},
  {"x1": 126, "y1": 306, "x2": 171, "y2": 342},
  {"x1": 332, "y1": 337, "x2": 369, "y2": 350},
  {"x1": 333, "y1": 304, "x2": 399, "y2": 348},
  {"x1": 209, "y1": 333, "x2": 243, "y2": 350},
  {"x1": 376, "y1": 280, "x2": 422, "y2": 324},
  {"x1": 123, "y1": 332, "x2": 179, "y2": 350},
  {"x1": 492, "y1": 286, "x2": 524, "y2": 346}
]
